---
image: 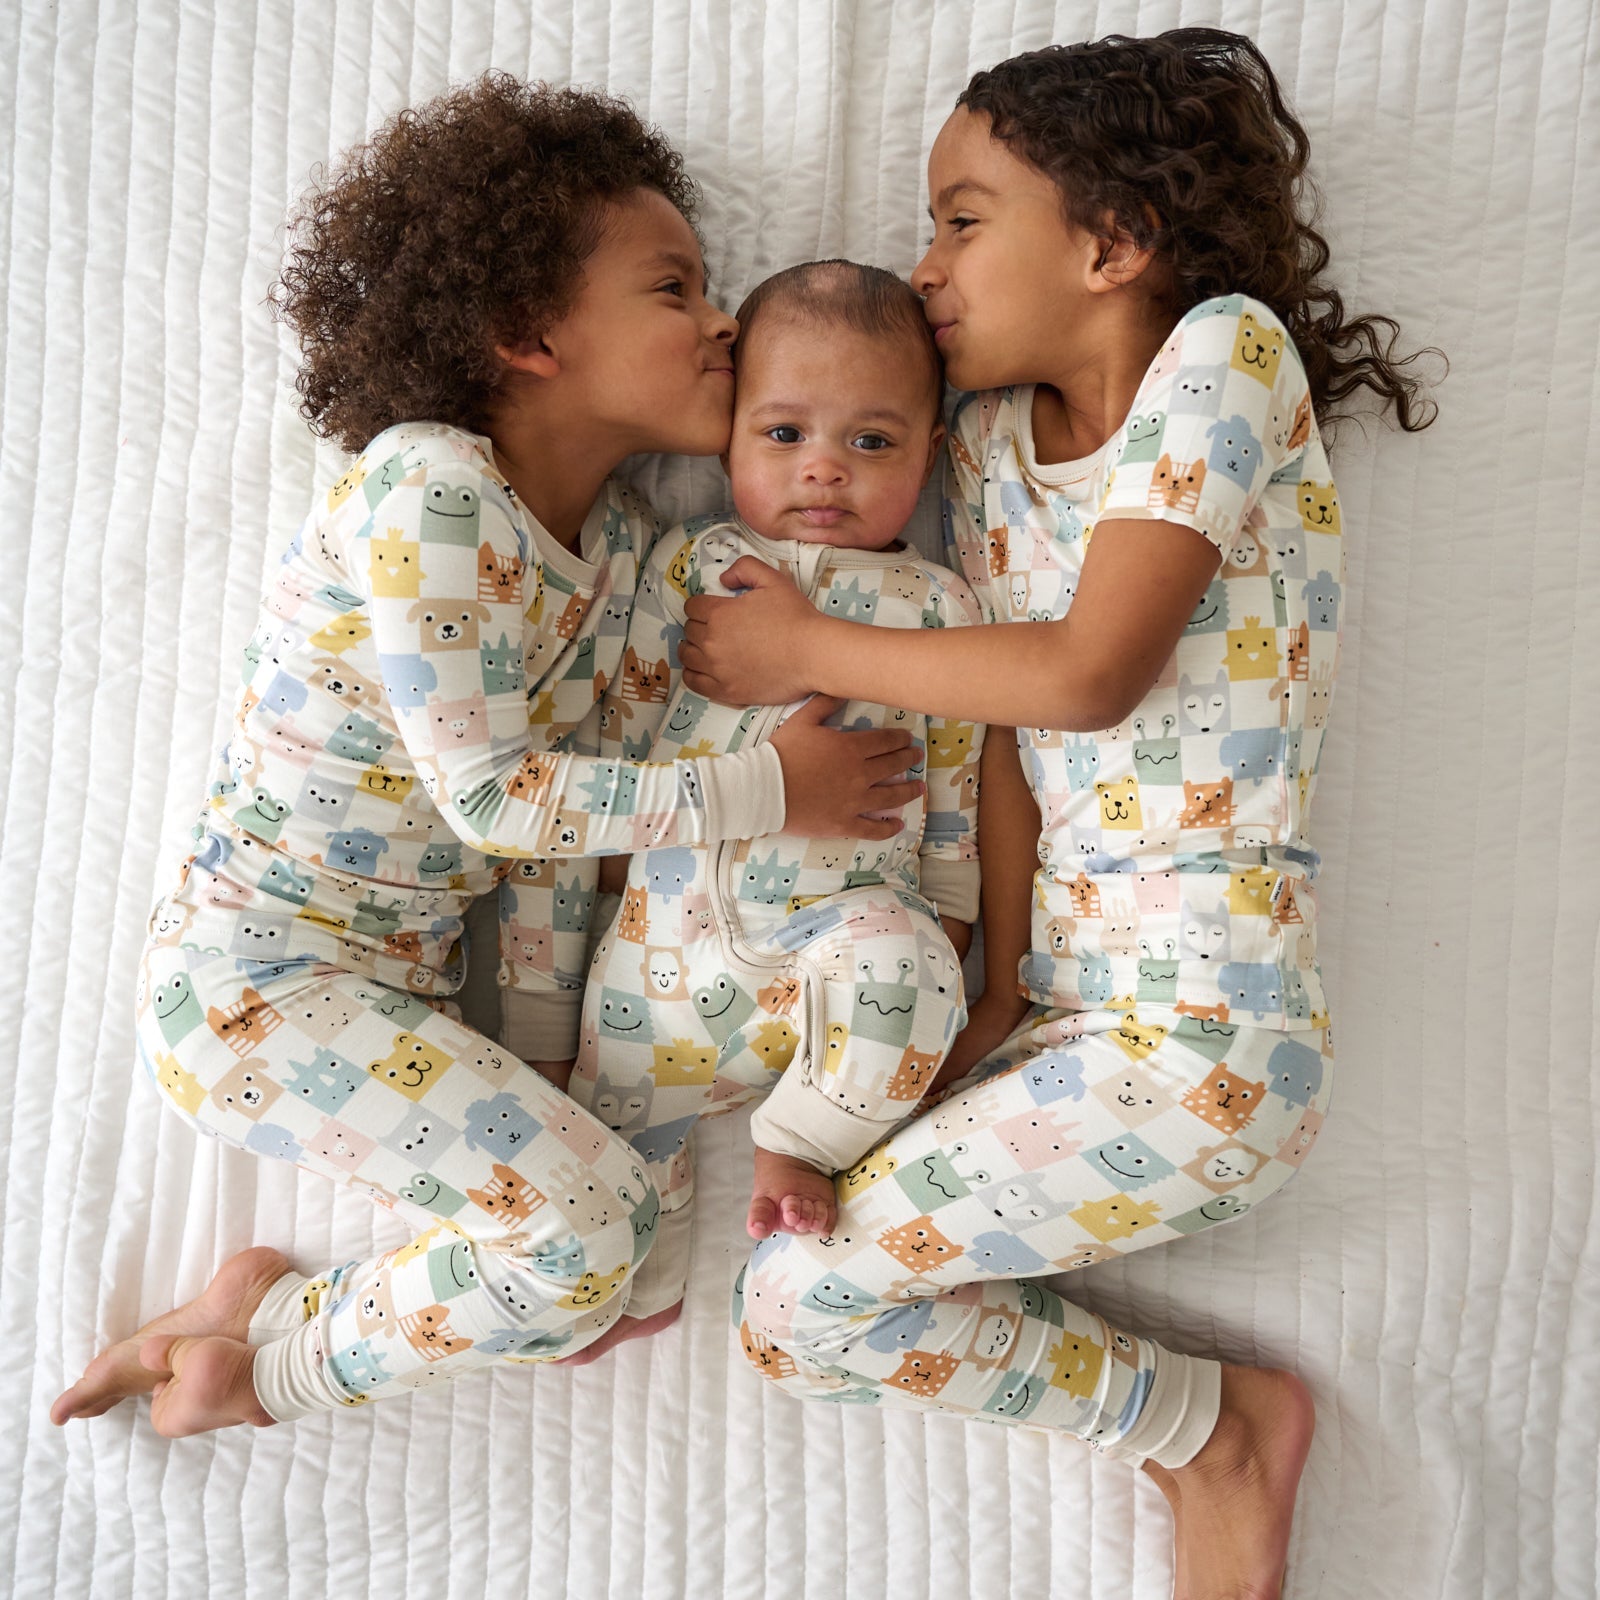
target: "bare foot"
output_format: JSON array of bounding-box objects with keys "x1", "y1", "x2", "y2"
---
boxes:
[
  {"x1": 141, "y1": 1335, "x2": 275, "y2": 1436},
  {"x1": 746, "y1": 1146, "x2": 836, "y2": 1238},
  {"x1": 51, "y1": 1246, "x2": 290, "y2": 1426},
  {"x1": 553, "y1": 1301, "x2": 683, "y2": 1366},
  {"x1": 1162, "y1": 1365, "x2": 1314, "y2": 1600}
]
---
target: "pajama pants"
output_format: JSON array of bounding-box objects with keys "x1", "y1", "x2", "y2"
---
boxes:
[
  {"x1": 136, "y1": 938, "x2": 658, "y2": 1419},
  {"x1": 569, "y1": 885, "x2": 965, "y2": 1313},
  {"x1": 733, "y1": 1005, "x2": 1332, "y2": 1465}
]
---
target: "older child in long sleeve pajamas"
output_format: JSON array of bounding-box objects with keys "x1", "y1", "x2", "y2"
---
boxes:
[
  {"x1": 52, "y1": 78, "x2": 920, "y2": 1437},
  {"x1": 674, "y1": 31, "x2": 1439, "y2": 1597},
  {"x1": 564, "y1": 262, "x2": 985, "y2": 1324}
]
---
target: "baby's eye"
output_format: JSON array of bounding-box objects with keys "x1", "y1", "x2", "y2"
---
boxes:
[
  {"x1": 657, "y1": 279, "x2": 686, "y2": 298},
  {"x1": 852, "y1": 433, "x2": 891, "y2": 452},
  {"x1": 765, "y1": 426, "x2": 802, "y2": 445}
]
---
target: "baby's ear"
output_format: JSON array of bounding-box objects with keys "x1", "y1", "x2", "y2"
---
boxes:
[{"x1": 922, "y1": 423, "x2": 948, "y2": 484}]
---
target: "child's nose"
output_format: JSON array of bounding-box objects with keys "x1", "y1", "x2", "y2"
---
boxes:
[
  {"x1": 910, "y1": 246, "x2": 942, "y2": 296},
  {"x1": 801, "y1": 448, "x2": 848, "y2": 483},
  {"x1": 704, "y1": 303, "x2": 739, "y2": 344}
]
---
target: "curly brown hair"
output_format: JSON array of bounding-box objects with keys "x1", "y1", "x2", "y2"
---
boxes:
[
  {"x1": 959, "y1": 29, "x2": 1441, "y2": 431},
  {"x1": 270, "y1": 72, "x2": 699, "y2": 453}
]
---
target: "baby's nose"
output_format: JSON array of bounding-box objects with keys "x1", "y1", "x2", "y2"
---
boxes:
[{"x1": 802, "y1": 449, "x2": 848, "y2": 483}]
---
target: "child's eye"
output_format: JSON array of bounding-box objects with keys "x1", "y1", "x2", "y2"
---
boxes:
[
  {"x1": 657, "y1": 280, "x2": 686, "y2": 298},
  {"x1": 765, "y1": 426, "x2": 802, "y2": 444},
  {"x1": 949, "y1": 214, "x2": 977, "y2": 233},
  {"x1": 852, "y1": 433, "x2": 892, "y2": 451}
]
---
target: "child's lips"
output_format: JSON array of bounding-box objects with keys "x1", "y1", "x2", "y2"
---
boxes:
[{"x1": 931, "y1": 320, "x2": 955, "y2": 345}]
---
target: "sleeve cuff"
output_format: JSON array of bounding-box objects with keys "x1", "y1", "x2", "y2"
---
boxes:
[
  {"x1": 697, "y1": 741, "x2": 786, "y2": 841},
  {"x1": 918, "y1": 856, "x2": 980, "y2": 924},
  {"x1": 499, "y1": 986, "x2": 583, "y2": 1064}
]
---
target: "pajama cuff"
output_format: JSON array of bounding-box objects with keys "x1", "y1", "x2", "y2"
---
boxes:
[
  {"x1": 749, "y1": 1069, "x2": 905, "y2": 1175},
  {"x1": 699, "y1": 742, "x2": 786, "y2": 842},
  {"x1": 1098, "y1": 1344, "x2": 1223, "y2": 1468},
  {"x1": 252, "y1": 1319, "x2": 345, "y2": 1422},
  {"x1": 623, "y1": 1203, "x2": 693, "y2": 1320},
  {"x1": 918, "y1": 856, "x2": 981, "y2": 924},
  {"x1": 500, "y1": 985, "x2": 583, "y2": 1065},
  {"x1": 247, "y1": 1271, "x2": 312, "y2": 1345}
]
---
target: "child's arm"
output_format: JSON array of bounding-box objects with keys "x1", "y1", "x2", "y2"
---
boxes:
[
  {"x1": 680, "y1": 518, "x2": 1218, "y2": 732},
  {"x1": 498, "y1": 532, "x2": 687, "y2": 1078},
  {"x1": 928, "y1": 728, "x2": 1039, "y2": 1095},
  {"x1": 362, "y1": 452, "x2": 921, "y2": 860}
]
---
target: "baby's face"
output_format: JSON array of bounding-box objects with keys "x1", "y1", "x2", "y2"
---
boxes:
[{"x1": 724, "y1": 319, "x2": 943, "y2": 549}]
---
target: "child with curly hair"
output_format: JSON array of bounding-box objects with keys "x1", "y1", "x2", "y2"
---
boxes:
[
  {"x1": 52, "y1": 73, "x2": 919, "y2": 1436},
  {"x1": 676, "y1": 29, "x2": 1437, "y2": 1596}
]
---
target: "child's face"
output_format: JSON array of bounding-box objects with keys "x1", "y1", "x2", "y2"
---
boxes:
[
  {"x1": 542, "y1": 189, "x2": 738, "y2": 456},
  {"x1": 724, "y1": 319, "x2": 943, "y2": 550},
  {"x1": 913, "y1": 107, "x2": 1104, "y2": 393}
]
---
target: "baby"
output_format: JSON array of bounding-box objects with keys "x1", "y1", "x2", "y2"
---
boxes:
[{"x1": 565, "y1": 260, "x2": 985, "y2": 1313}]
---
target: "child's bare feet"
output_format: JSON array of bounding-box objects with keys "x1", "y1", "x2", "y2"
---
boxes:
[
  {"x1": 746, "y1": 1146, "x2": 837, "y2": 1238},
  {"x1": 50, "y1": 1246, "x2": 290, "y2": 1426},
  {"x1": 141, "y1": 1334, "x2": 276, "y2": 1435},
  {"x1": 553, "y1": 1301, "x2": 683, "y2": 1366},
  {"x1": 1151, "y1": 1364, "x2": 1314, "y2": 1599}
]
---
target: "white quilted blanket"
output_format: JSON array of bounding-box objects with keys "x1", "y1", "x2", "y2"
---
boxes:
[{"x1": 4, "y1": 2, "x2": 1597, "y2": 1596}]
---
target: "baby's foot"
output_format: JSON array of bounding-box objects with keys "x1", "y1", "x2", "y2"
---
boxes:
[
  {"x1": 51, "y1": 1246, "x2": 289, "y2": 1426},
  {"x1": 553, "y1": 1301, "x2": 683, "y2": 1366},
  {"x1": 747, "y1": 1147, "x2": 837, "y2": 1238},
  {"x1": 141, "y1": 1335, "x2": 275, "y2": 1436}
]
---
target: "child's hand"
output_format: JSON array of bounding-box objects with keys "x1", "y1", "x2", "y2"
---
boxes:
[
  {"x1": 681, "y1": 558, "x2": 823, "y2": 705},
  {"x1": 770, "y1": 696, "x2": 923, "y2": 841},
  {"x1": 927, "y1": 991, "x2": 1032, "y2": 1099}
]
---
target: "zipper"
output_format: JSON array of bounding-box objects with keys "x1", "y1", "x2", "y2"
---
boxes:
[{"x1": 706, "y1": 539, "x2": 832, "y2": 1060}]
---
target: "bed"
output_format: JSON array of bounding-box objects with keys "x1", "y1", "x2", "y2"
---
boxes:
[{"x1": 5, "y1": 1, "x2": 1597, "y2": 1595}]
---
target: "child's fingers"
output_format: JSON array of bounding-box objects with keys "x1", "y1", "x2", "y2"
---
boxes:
[
  {"x1": 718, "y1": 555, "x2": 781, "y2": 593},
  {"x1": 861, "y1": 778, "x2": 923, "y2": 812},
  {"x1": 863, "y1": 745, "x2": 922, "y2": 780},
  {"x1": 785, "y1": 694, "x2": 844, "y2": 725},
  {"x1": 836, "y1": 727, "x2": 916, "y2": 763}
]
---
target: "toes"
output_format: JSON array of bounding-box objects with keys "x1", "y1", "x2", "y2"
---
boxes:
[
  {"x1": 139, "y1": 1335, "x2": 180, "y2": 1377},
  {"x1": 746, "y1": 1195, "x2": 780, "y2": 1239}
]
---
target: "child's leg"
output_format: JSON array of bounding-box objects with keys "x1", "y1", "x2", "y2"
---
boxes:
[
  {"x1": 735, "y1": 1008, "x2": 1331, "y2": 1459},
  {"x1": 745, "y1": 888, "x2": 965, "y2": 1236},
  {"x1": 127, "y1": 947, "x2": 654, "y2": 1422},
  {"x1": 566, "y1": 923, "x2": 778, "y2": 1317}
]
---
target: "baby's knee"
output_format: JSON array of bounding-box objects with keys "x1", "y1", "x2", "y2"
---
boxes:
[{"x1": 737, "y1": 1237, "x2": 876, "y2": 1357}]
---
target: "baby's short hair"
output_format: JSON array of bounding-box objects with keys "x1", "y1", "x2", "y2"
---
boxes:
[{"x1": 734, "y1": 260, "x2": 942, "y2": 417}]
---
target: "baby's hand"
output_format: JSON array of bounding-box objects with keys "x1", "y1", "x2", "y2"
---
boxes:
[{"x1": 682, "y1": 558, "x2": 821, "y2": 705}]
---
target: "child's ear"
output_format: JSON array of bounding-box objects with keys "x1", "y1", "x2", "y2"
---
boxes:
[
  {"x1": 496, "y1": 333, "x2": 561, "y2": 380},
  {"x1": 922, "y1": 423, "x2": 948, "y2": 484},
  {"x1": 1088, "y1": 215, "x2": 1157, "y2": 293}
]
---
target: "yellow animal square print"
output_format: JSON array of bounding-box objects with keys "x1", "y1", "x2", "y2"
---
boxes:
[
  {"x1": 557, "y1": 1262, "x2": 630, "y2": 1311},
  {"x1": 369, "y1": 529, "x2": 424, "y2": 598},
  {"x1": 1226, "y1": 615, "x2": 1280, "y2": 680},
  {"x1": 154, "y1": 1053, "x2": 206, "y2": 1115},
  {"x1": 327, "y1": 462, "x2": 367, "y2": 509},
  {"x1": 1111, "y1": 1014, "x2": 1169, "y2": 1062},
  {"x1": 650, "y1": 1039, "x2": 716, "y2": 1086},
  {"x1": 1298, "y1": 481, "x2": 1341, "y2": 536},
  {"x1": 367, "y1": 1031, "x2": 453, "y2": 1100},
  {"x1": 926, "y1": 721, "x2": 977, "y2": 769},
  {"x1": 1047, "y1": 1330, "x2": 1106, "y2": 1397},
  {"x1": 1071, "y1": 1194, "x2": 1162, "y2": 1243},
  {"x1": 1227, "y1": 868, "x2": 1275, "y2": 915},
  {"x1": 838, "y1": 1146, "x2": 897, "y2": 1196},
  {"x1": 1095, "y1": 776, "x2": 1143, "y2": 829},
  {"x1": 822, "y1": 1022, "x2": 850, "y2": 1077},
  {"x1": 1231, "y1": 311, "x2": 1284, "y2": 386}
]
